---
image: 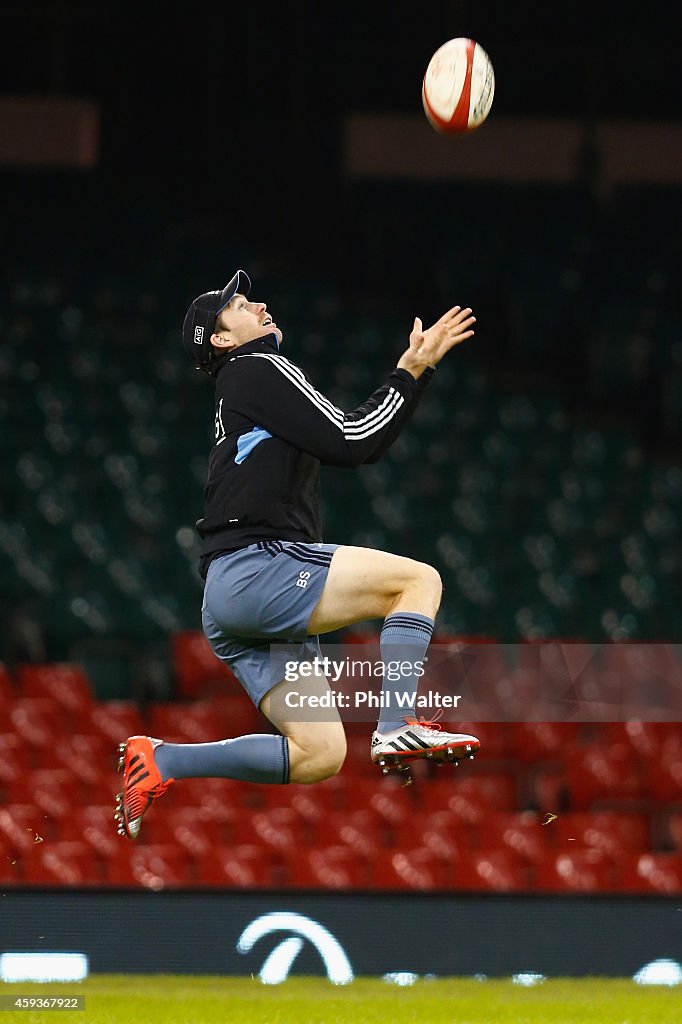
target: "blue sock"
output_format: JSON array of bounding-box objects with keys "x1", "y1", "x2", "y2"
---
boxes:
[
  {"x1": 377, "y1": 611, "x2": 434, "y2": 733},
  {"x1": 154, "y1": 734, "x2": 289, "y2": 785}
]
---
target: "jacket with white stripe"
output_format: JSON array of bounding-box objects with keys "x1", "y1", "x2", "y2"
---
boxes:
[{"x1": 197, "y1": 333, "x2": 433, "y2": 576}]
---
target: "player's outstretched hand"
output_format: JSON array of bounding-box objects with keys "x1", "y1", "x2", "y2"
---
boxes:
[{"x1": 397, "y1": 305, "x2": 476, "y2": 379}]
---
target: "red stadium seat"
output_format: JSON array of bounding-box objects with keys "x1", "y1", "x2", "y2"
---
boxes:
[
  {"x1": 564, "y1": 742, "x2": 645, "y2": 808},
  {"x1": 645, "y1": 754, "x2": 682, "y2": 803},
  {"x1": 195, "y1": 692, "x2": 270, "y2": 741},
  {"x1": 70, "y1": 805, "x2": 120, "y2": 858},
  {"x1": 617, "y1": 853, "x2": 682, "y2": 894},
  {"x1": 50, "y1": 733, "x2": 112, "y2": 795},
  {"x1": 0, "y1": 733, "x2": 27, "y2": 792},
  {"x1": 30, "y1": 769, "x2": 84, "y2": 832},
  {"x1": 0, "y1": 836, "x2": 20, "y2": 885},
  {"x1": 180, "y1": 778, "x2": 241, "y2": 832},
  {"x1": 286, "y1": 789, "x2": 334, "y2": 844},
  {"x1": 16, "y1": 663, "x2": 94, "y2": 718},
  {"x1": 624, "y1": 721, "x2": 682, "y2": 761},
  {"x1": 197, "y1": 844, "x2": 275, "y2": 887},
  {"x1": 170, "y1": 815, "x2": 225, "y2": 860},
  {"x1": 284, "y1": 845, "x2": 371, "y2": 889},
  {"x1": 663, "y1": 811, "x2": 682, "y2": 852},
  {"x1": 0, "y1": 805, "x2": 46, "y2": 856},
  {"x1": 172, "y1": 630, "x2": 237, "y2": 698},
  {"x1": 235, "y1": 807, "x2": 305, "y2": 852},
  {"x1": 534, "y1": 849, "x2": 615, "y2": 892},
  {"x1": 128, "y1": 843, "x2": 194, "y2": 889},
  {"x1": 22, "y1": 840, "x2": 96, "y2": 887},
  {"x1": 453, "y1": 849, "x2": 529, "y2": 892},
  {"x1": 550, "y1": 811, "x2": 650, "y2": 857},
  {"x1": 343, "y1": 732, "x2": 376, "y2": 775},
  {"x1": 88, "y1": 701, "x2": 145, "y2": 745},
  {"x1": 474, "y1": 811, "x2": 552, "y2": 864},
  {"x1": 10, "y1": 698, "x2": 64, "y2": 753},
  {"x1": 372, "y1": 847, "x2": 446, "y2": 890},
  {"x1": 325, "y1": 809, "x2": 385, "y2": 857},
  {"x1": 512, "y1": 722, "x2": 580, "y2": 764}
]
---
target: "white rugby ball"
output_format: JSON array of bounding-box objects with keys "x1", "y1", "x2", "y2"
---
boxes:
[{"x1": 422, "y1": 37, "x2": 495, "y2": 134}]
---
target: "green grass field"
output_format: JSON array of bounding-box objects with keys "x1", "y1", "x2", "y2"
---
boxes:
[{"x1": 1, "y1": 976, "x2": 679, "y2": 1024}]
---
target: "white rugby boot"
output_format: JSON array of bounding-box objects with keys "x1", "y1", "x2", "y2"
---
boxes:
[{"x1": 371, "y1": 713, "x2": 480, "y2": 783}]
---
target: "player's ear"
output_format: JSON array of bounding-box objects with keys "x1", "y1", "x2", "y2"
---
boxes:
[{"x1": 211, "y1": 332, "x2": 234, "y2": 351}]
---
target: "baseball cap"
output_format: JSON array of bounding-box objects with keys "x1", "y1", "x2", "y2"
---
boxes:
[{"x1": 182, "y1": 269, "x2": 251, "y2": 371}]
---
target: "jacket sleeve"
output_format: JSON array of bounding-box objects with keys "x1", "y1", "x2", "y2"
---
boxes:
[{"x1": 230, "y1": 352, "x2": 434, "y2": 467}]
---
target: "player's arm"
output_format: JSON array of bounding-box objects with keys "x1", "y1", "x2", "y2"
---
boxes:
[{"x1": 233, "y1": 355, "x2": 428, "y2": 467}]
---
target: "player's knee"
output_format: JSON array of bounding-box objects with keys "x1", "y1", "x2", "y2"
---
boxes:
[
  {"x1": 288, "y1": 728, "x2": 346, "y2": 784},
  {"x1": 419, "y1": 562, "x2": 443, "y2": 604}
]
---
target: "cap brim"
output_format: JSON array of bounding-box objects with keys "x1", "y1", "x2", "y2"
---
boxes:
[{"x1": 216, "y1": 269, "x2": 251, "y2": 316}]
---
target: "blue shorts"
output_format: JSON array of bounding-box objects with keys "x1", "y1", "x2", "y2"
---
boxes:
[{"x1": 201, "y1": 540, "x2": 339, "y2": 707}]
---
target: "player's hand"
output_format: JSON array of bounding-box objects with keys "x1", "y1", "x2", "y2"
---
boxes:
[{"x1": 397, "y1": 305, "x2": 476, "y2": 379}]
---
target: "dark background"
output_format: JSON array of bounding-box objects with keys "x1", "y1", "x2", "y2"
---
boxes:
[{"x1": 1, "y1": 2, "x2": 678, "y2": 260}]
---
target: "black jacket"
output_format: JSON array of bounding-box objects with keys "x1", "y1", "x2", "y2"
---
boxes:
[{"x1": 197, "y1": 334, "x2": 433, "y2": 577}]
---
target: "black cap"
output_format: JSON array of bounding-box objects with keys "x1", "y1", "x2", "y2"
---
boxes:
[{"x1": 182, "y1": 269, "x2": 251, "y2": 372}]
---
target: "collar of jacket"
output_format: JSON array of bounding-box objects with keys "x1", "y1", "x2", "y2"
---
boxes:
[{"x1": 214, "y1": 333, "x2": 280, "y2": 376}]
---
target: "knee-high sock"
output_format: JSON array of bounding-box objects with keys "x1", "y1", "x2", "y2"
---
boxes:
[
  {"x1": 377, "y1": 611, "x2": 434, "y2": 733},
  {"x1": 154, "y1": 734, "x2": 289, "y2": 785}
]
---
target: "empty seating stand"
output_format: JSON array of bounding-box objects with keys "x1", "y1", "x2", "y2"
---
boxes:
[{"x1": 2, "y1": 658, "x2": 682, "y2": 893}]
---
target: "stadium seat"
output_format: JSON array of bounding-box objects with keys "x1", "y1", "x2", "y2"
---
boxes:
[
  {"x1": 564, "y1": 743, "x2": 645, "y2": 807},
  {"x1": 286, "y1": 789, "x2": 336, "y2": 844},
  {"x1": 0, "y1": 733, "x2": 27, "y2": 792},
  {"x1": 197, "y1": 844, "x2": 276, "y2": 887},
  {"x1": 0, "y1": 805, "x2": 46, "y2": 856},
  {"x1": 30, "y1": 768, "x2": 84, "y2": 830},
  {"x1": 453, "y1": 849, "x2": 529, "y2": 892},
  {"x1": 128, "y1": 843, "x2": 194, "y2": 889},
  {"x1": 15, "y1": 663, "x2": 94, "y2": 717},
  {"x1": 534, "y1": 849, "x2": 615, "y2": 892},
  {"x1": 171, "y1": 630, "x2": 237, "y2": 698},
  {"x1": 10, "y1": 698, "x2": 63, "y2": 756},
  {"x1": 343, "y1": 732, "x2": 375, "y2": 774},
  {"x1": 512, "y1": 722, "x2": 580, "y2": 764},
  {"x1": 624, "y1": 721, "x2": 682, "y2": 761},
  {"x1": 373, "y1": 847, "x2": 447, "y2": 890},
  {"x1": 235, "y1": 807, "x2": 305, "y2": 852},
  {"x1": 645, "y1": 754, "x2": 682, "y2": 803},
  {"x1": 550, "y1": 811, "x2": 650, "y2": 857},
  {"x1": 180, "y1": 777, "x2": 242, "y2": 831},
  {"x1": 0, "y1": 838, "x2": 20, "y2": 885},
  {"x1": 88, "y1": 701, "x2": 145, "y2": 745},
  {"x1": 616, "y1": 852, "x2": 682, "y2": 894},
  {"x1": 22, "y1": 840, "x2": 96, "y2": 887},
  {"x1": 70, "y1": 805, "x2": 120, "y2": 858},
  {"x1": 284, "y1": 845, "x2": 371, "y2": 889},
  {"x1": 50, "y1": 733, "x2": 112, "y2": 794},
  {"x1": 474, "y1": 811, "x2": 552, "y2": 864},
  {"x1": 421, "y1": 812, "x2": 469, "y2": 862},
  {"x1": 325, "y1": 809, "x2": 386, "y2": 857},
  {"x1": 194, "y1": 694, "x2": 269, "y2": 738}
]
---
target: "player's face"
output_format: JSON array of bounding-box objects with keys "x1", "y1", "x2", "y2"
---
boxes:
[{"x1": 212, "y1": 294, "x2": 283, "y2": 351}]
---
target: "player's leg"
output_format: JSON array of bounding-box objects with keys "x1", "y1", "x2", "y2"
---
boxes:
[
  {"x1": 307, "y1": 545, "x2": 443, "y2": 632},
  {"x1": 308, "y1": 546, "x2": 480, "y2": 776},
  {"x1": 259, "y1": 668, "x2": 347, "y2": 784},
  {"x1": 116, "y1": 544, "x2": 347, "y2": 840}
]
